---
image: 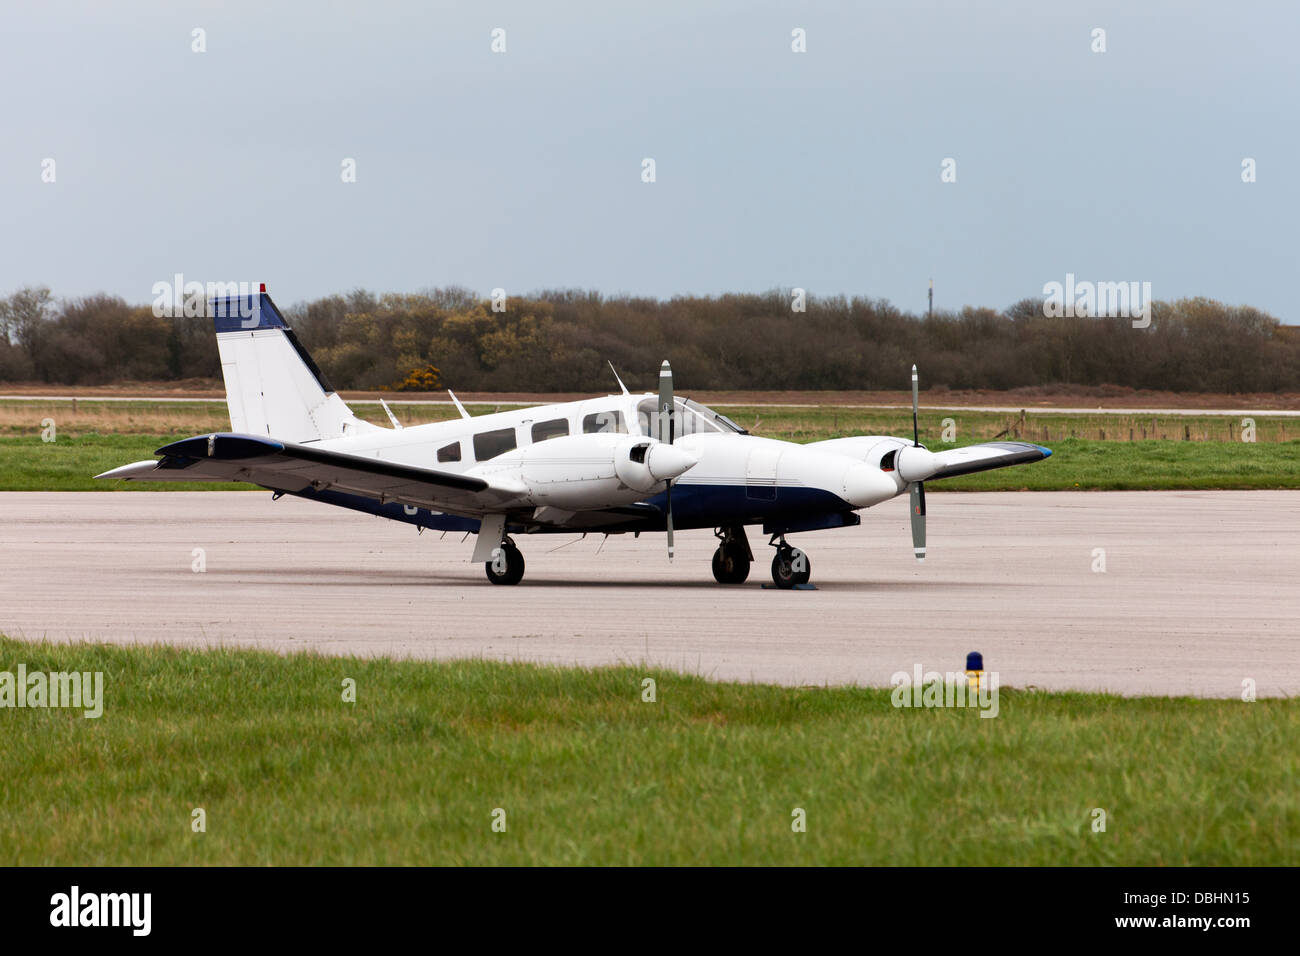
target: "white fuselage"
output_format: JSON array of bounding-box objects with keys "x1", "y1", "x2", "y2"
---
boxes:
[{"x1": 310, "y1": 393, "x2": 915, "y2": 532}]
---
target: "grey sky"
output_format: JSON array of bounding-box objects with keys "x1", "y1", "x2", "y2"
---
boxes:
[{"x1": 2, "y1": 0, "x2": 1296, "y2": 319}]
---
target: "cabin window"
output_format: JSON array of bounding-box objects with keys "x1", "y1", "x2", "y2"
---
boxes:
[
  {"x1": 582, "y1": 410, "x2": 627, "y2": 434},
  {"x1": 473, "y1": 428, "x2": 518, "y2": 461},
  {"x1": 531, "y1": 418, "x2": 569, "y2": 443},
  {"x1": 437, "y1": 441, "x2": 461, "y2": 463}
]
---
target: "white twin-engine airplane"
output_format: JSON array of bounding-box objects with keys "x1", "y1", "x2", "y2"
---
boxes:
[{"x1": 98, "y1": 288, "x2": 1052, "y2": 587}]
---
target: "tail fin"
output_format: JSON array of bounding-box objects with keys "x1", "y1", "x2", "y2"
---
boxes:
[{"x1": 209, "y1": 288, "x2": 377, "y2": 442}]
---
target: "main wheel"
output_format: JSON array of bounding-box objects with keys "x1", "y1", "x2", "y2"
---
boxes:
[
  {"x1": 712, "y1": 546, "x2": 751, "y2": 584},
  {"x1": 770, "y1": 547, "x2": 810, "y2": 589},
  {"x1": 485, "y1": 542, "x2": 525, "y2": 585}
]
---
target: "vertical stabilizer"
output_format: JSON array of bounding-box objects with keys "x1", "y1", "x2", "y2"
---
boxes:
[{"x1": 209, "y1": 289, "x2": 377, "y2": 442}]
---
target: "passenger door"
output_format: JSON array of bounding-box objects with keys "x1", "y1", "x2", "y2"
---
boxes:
[{"x1": 745, "y1": 445, "x2": 781, "y2": 501}]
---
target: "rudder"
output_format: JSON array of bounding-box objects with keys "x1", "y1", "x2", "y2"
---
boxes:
[{"x1": 210, "y1": 288, "x2": 376, "y2": 442}]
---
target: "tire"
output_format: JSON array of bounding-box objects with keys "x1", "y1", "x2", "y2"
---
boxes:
[
  {"x1": 485, "y1": 542, "x2": 525, "y2": 585},
  {"x1": 771, "y1": 547, "x2": 809, "y2": 589},
  {"x1": 712, "y1": 546, "x2": 751, "y2": 584},
  {"x1": 790, "y1": 548, "x2": 811, "y2": 586}
]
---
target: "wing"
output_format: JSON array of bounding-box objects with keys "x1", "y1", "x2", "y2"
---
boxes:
[
  {"x1": 926, "y1": 441, "x2": 1052, "y2": 480},
  {"x1": 95, "y1": 432, "x2": 521, "y2": 517}
]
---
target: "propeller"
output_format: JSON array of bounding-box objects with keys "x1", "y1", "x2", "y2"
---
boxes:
[
  {"x1": 658, "y1": 359, "x2": 677, "y2": 560},
  {"x1": 910, "y1": 364, "x2": 926, "y2": 562}
]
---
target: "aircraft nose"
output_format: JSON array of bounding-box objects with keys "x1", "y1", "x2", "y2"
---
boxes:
[
  {"x1": 646, "y1": 443, "x2": 700, "y2": 482},
  {"x1": 843, "y1": 461, "x2": 897, "y2": 508}
]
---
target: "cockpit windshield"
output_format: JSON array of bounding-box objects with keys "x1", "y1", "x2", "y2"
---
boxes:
[{"x1": 636, "y1": 397, "x2": 747, "y2": 439}]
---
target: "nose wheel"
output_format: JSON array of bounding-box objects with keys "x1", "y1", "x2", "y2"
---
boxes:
[
  {"x1": 711, "y1": 525, "x2": 752, "y2": 584},
  {"x1": 485, "y1": 537, "x2": 526, "y2": 585},
  {"x1": 769, "y1": 535, "x2": 811, "y2": 589}
]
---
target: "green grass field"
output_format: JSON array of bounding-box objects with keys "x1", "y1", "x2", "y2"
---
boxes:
[
  {"x1": 0, "y1": 434, "x2": 246, "y2": 491},
  {"x1": 5, "y1": 397, "x2": 1298, "y2": 443},
  {"x1": 4, "y1": 431, "x2": 1299, "y2": 492},
  {"x1": 3, "y1": 398, "x2": 1299, "y2": 491},
  {"x1": 1, "y1": 639, "x2": 1294, "y2": 865},
  {"x1": 938, "y1": 438, "x2": 1300, "y2": 490}
]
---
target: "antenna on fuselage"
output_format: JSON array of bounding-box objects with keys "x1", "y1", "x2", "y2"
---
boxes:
[
  {"x1": 447, "y1": 389, "x2": 471, "y2": 419},
  {"x1": 379, "y1": 399, "x2": 403, "y2": 429},
  {"x1": 608, "y1": 361, "x2": 630, "y2": 396}
]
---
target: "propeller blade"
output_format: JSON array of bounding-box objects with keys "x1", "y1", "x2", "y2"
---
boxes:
[
  {"x1": 910, "y1": 481, "x2": 926, "y2": 562},
  {"x1": 909, "y1": 365, "x2": 926, "y2": 562},
  {"x1": 658, "y1": 359, "x2": 675, "y2": 445},
  {"x1": 658, "y1": 359, "x2": 676, "y2": 560},
  {"x1": 911, "y1": 364, "x2": 920, "y2": 447},
  {"x1": 665, "y1": 481, "x2": 675, "y2": 560}
]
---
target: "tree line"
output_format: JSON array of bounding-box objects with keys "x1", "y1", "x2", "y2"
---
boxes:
[{"x1": 1, "y1": 285, "x2": 1294, "y2": 394}]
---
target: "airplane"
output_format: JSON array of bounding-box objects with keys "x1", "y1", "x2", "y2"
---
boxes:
[{"x1": 97, "y1": 287, "x2": 1052, "y2": 588}]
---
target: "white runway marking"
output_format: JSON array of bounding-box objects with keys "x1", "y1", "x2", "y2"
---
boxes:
[{"x1": 2, "y1": 491, "x2": 1296, "y2": 697}]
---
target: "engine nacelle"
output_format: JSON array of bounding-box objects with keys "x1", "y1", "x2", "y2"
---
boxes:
[
  {"x1": 508, "y1": 433, "x2": 698, "y2": 510},
  {"x1": 614, "y1": 438, "x2": 700, "y2": 492}
]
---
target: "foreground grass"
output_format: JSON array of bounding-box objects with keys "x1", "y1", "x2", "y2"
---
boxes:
[
  {"x1": 4, "y1": 432, "x2": 1299, "y2": 492},
  {"x1": 1, "y1": 639, "x2": 1295, "y2": 865}
]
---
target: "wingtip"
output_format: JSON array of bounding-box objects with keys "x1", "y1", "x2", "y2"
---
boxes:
[{"x1": 93, "y1": 460, "x2": 162, "y2": 480}]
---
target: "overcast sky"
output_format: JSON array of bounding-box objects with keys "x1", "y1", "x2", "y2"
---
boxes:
[{"x1": 2, "y1": 0, "x2": 1295, "y2": 319}]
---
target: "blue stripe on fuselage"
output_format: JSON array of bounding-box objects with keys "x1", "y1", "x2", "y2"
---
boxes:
[
  {"x1": 288, "y1": 482, "x2": 856, "y2": 536},
  {"x1": 640, "y1": 482, "x2": 853, "y2": 531},
  {"x1": 289, "y1": 486, "x2": 482, "y2": 533}
]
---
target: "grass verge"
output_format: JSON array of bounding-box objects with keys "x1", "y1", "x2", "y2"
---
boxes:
[
  {"x1": 1, "y1": 638, "x2": 1295, "y2": 865},
  {"x1": 0, "y1": 434, "x2": 245, "y2": 491},
  {"x1": 3, "y1": 433, "x2": 1299, "y2": 492}
]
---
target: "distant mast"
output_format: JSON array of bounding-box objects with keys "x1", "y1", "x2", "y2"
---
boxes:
[{"x1": 928, "y1": 278, "x2": 934, "y2": 319}]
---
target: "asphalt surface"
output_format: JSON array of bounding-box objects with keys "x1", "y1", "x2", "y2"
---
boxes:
[{"x1": 3, "y1": 491, "x2": 1297, "y2": 697}]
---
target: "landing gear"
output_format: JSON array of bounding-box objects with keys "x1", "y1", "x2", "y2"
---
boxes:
[
  {"x1": 485, "y1": 537, "x2": 525, "y2": 585},
  {"x1": 711, "y1": 525, "x2": 752, "y2": 584},
  {"x1": 769, "y1": 535, "x2": 811, "y2": 589},
  {"x1": 712, "y1": 547, "x2": 750, "y2": 584}
]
